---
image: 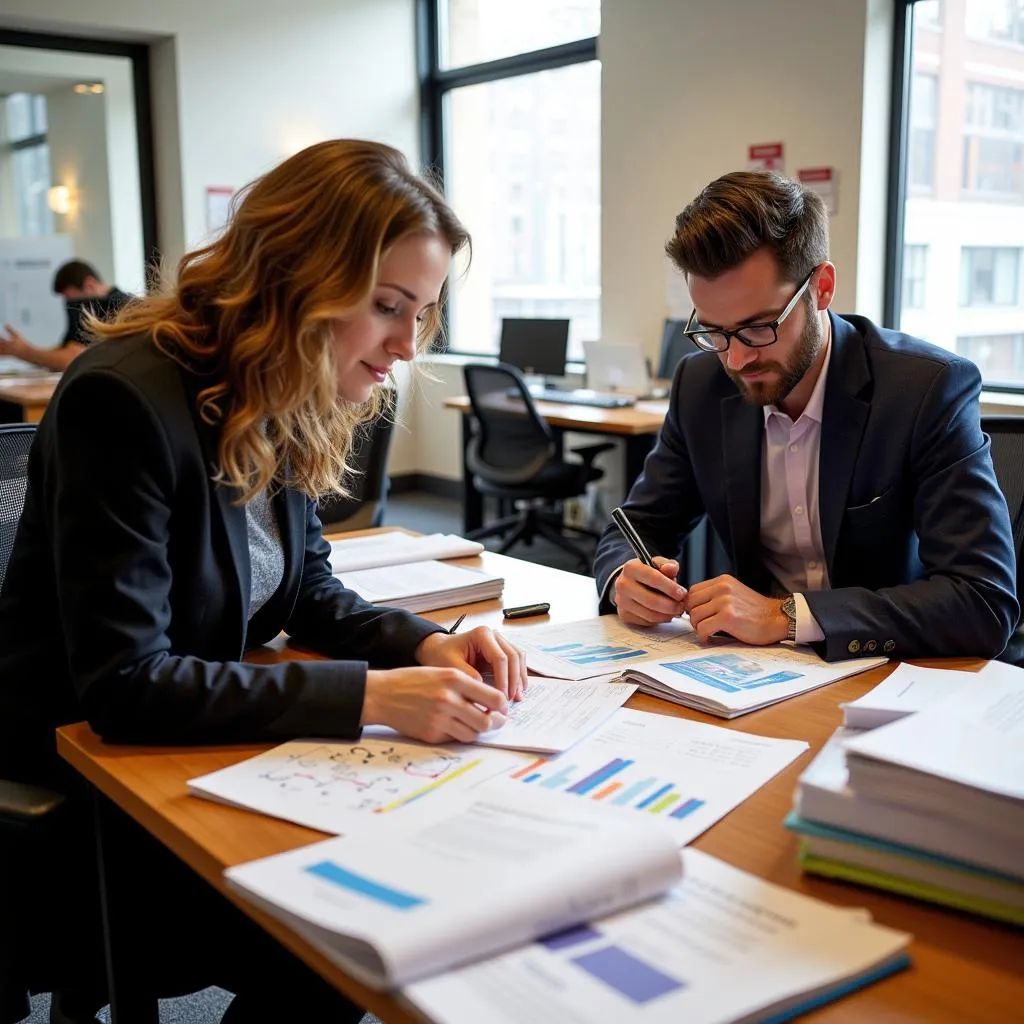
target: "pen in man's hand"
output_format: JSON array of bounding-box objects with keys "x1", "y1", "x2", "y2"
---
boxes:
[
  {"x1": 610, "y1": 507, "x2": 655, "y2": 567},
  {"x1": 446, "y1": 613, "x2": 467, "y2": 635}
]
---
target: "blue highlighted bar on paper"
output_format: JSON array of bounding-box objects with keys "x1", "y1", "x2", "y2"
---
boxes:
[
  {"x1": 305, "y1": 861, "x2": 427, "y2": 910},
  {"x1": 670, "y1": 797, "x2": 705, "y2": 820},
  {"x1": 568, "y1": 758, "x2": 634, "y2": 795},
  {"x1": 572, "y1": 945, "x2": 685, "y2": 1004}
]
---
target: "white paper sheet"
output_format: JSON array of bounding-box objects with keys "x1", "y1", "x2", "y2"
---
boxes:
[
  {"x1": 340, "y1": 559, "x2": 503, "y2": 612},
  {"x1": 485, "y1": 708, "x2": 808, "y2": 845},
  {"x1": 188, "y1": 738, "x2": 526, "y2": 835},
  {"x1": 841, "y1": 662, "x2": 975, "y2": 728},
  {"x1": 406, "y1": 848, "x2": 911, "y2": 1024},
  {"x1": 328, "y1": 532, "x2": 484, "y2": 574}
]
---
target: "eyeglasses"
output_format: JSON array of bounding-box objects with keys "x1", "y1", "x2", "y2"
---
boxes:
[{"x1": 682, "y1": 268, "x2": 816, "y2": 353}]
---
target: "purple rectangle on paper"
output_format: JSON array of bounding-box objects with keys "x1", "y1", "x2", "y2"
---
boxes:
[
  {"x1": 539, "y1": 923, "x2": 603, "y2": 951},
  {"x1": 572, "y1": 945, "x2": 685, "y2": 1004},
  {"x1": 670, "y1": 797, "x2": 705, "y2": 820}
]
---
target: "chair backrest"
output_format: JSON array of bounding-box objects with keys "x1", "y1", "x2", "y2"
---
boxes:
[
  {"x1": 0, "y1": 424, "x2": 35, "y2": 594},
  {"x1": 463, "y1": 363, "x2": 556, "y2": 485},
  {"x1": 981, "y1": 415, "x2": 1024, "y2": 602},
  {"x1": 658, "y1": 318, "x2": 700, "y2": 379},
  {"x1": 317, "y1": 413, "x2": 396, "y2": 530}
]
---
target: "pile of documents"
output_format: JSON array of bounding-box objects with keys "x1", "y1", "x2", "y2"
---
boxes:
[
  {"x1": 225, "y1": 794, "x2": 911, "y2": 1020},
  {"x1": 328, "y1": 532, "x2": 484, "y2": 573},
  {"x1": 787, "y1": 662, "x2": 1024, "y2": 924},
  {"x1": 512, "y1": 614, "x2": 886, "y2": 717},
  {"x1": 340, "y1": 559, "x2": 503, "y2": 613}
]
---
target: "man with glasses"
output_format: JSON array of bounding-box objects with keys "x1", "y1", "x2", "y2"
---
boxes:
[{"x1": 594, "y1": 170, "x2": 1018, "y2": 661}]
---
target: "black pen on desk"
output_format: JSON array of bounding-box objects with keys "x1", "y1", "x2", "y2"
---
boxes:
[
  {"x1": 610, "y1": 507, "x2": 655, "y2": 567},
  {"x1": 446, "y1": 613, "x2": 467, "y2": 635}
]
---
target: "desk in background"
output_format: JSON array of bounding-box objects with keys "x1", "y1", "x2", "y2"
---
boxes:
[
  {"x1": 443, "y1": 392, "x2": 668, "y2": 533},
  {"x1": 56, "y1": 531, "x2": 1024, "y2": 1023},
  {"x1": 0, "y1": 374, "x2": 59, "y2": 423}
]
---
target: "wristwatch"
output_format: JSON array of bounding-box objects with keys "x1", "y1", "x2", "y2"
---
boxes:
[{"x1": 780, "y1": 594, "x2": 798, "y2": 642}]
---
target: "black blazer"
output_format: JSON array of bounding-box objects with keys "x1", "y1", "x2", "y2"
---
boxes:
[
  {"x1": 0, "y1": 334, "x2": 442, "y2": 783},
  {"x1": 594, "y1": 312, "x2": 1019, "y2": 662}
]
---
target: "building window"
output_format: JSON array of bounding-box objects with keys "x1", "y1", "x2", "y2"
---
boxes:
[
  {"x1": 891, "y1": 1, "x2": 1024, "y2": 389},
  {"x1": 903, "y1": 245, "x2": 928, "y2": 308},
  {"x1": 1, "y1": 93, "x2": 53, "y2": 237},
  {"x1": 422, "y1": 1, "x2": 600, "y2": 358},
  {"x1": 959, "y1": 247, "x2": 1021, "y2": 306},
  {"x1": 962, "y1": 82, "x2": 1024, "y2": 198},
  {"x1": 965, "y1": 0, "x2": 1024, "y2": 45},
  {"x1": 909, "y1": 73, "x2": 938, "y2": 191},
  {"x1": 957, "y1": 333, "x2": 1024, "y2": 383}
]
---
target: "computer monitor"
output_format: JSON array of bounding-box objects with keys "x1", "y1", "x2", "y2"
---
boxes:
[
  {"x1": 499, "y1": 318, "x2": 569, "y2": 378},
  {"x1": 658, "y1": 318, "x2": 700, "y2": 379},
  {"x1": 583, "y1": 340, "x2": 651, "y2": 394}
]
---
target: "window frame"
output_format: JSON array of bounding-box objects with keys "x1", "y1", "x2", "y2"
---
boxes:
[{"x1": 417, "y1": 0, "x2": 598, "y2": 355}]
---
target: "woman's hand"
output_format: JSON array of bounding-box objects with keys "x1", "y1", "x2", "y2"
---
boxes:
[
  {"x1": 414, "y1": 625, "x2": 528, "y2": 701},
  {"x1": 361, "y1": 666, "x2": 509, "y2": 744}
]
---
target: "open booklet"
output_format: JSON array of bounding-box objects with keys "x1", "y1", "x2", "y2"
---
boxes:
[
  {"x1": 511, "y1": 615, "x2": 885, "y2": 718},
  {"x1": 225, "y1": 791, "x2": 682, "y2": 991}
]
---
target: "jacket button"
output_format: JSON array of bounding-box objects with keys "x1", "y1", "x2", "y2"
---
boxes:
[
  {"x1": 883, "y1": 640, "x2": 896, "y2": 653},
  {"x1": 848, "y1": 640, "x2": 861, "y2": 654},
  {"x1": 864, "y1": 640, "x2": 877, "y2": 653}
]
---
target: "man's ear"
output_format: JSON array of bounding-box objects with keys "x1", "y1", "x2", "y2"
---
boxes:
[{"x1": 814, "y1": 262, "x2": 836, "y2": 310}]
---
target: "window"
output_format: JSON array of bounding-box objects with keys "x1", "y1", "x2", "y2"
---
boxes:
[
  {"x1": 962, "y1": 82, "x2": 1024, "y2": 197},
  {"x1": 959, "y1": 247, "x2": 1021, "y2": 305},
  {"x1": 965, "y1": 0, "x2": 1024, "y2": 45},
  {"x1": 422, "y1": 0, "x2": 600, "y2": 358},
  {"x1": 909, "y1": 74, "x2": 938, "y2": 191},
  {"x1": 957, "y1": 333, "x2": 1024, "y2": 382},
  {"x1": 890, "y1": 2, "x2": 1024, "y2": 389},
  {"x1": 903, "y1": 245, "x2": 928, "y2": 308},
  {"x1": 1, "y1": 93, "x2": 53, "y2": 237}
]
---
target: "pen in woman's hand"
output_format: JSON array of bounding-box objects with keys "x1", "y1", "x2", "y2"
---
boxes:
[{"x1": 446, "y1": 613, "x2": 467, "y2": 635}]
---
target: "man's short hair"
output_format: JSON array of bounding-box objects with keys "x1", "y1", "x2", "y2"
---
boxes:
[
  {"x1": 52, "y1": 259, "x2": 102, "y2": 294},
  {"x1": 666, "y1": 171, "x2": 829, "y2": 284}
]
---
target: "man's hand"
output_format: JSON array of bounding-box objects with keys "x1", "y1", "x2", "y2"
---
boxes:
[
  {"x1": 361, "y1": 666, "x2": 509, "y2": 744},
  {"x1": 0, "y1": 325, "x2": 30, "y2": 361},
  {"x1": 613, "y1": 556, "x2": 686, "y2": 625},
  {"x1": 685, "y1": 575, "x2": 788, "y2": 644},
  {"x1": 414, "y1": 625, "x2": 527, "y2": 701}
]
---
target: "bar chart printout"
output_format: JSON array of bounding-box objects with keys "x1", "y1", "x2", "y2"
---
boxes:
[
  {"x1": 540, "y1": 641, "x2": 650, "y2": 668},
  {"x1": 510, "y1": 756, "x2": 706, "y2": 823}
]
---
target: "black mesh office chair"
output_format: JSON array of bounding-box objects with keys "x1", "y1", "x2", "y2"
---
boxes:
[
  {"x1": 317, "y1": 412, "x2": 396, "y2": 531},
  {"x1": 657, "y1": 318, "x2": 700, "y2": 380},
  {"x1": 981, "y1": 415, "x2": 1024, "y2": 666},
  {"x1": 463, "y1": 363, "x2": 613, "y2": 571},
  {"x1": 0, "y1": 424, "x2": 105, "y2": 1024}
]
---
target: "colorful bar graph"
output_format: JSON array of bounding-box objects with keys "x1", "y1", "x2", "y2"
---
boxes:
[
  {"x1": 540, "y1": 765, "x2": 577, "y2": 790},
  {"x1": 594, "y1": 781, "x2": 624, "y2": 801},
  {"x1": 670, "y1": 798, "x2": 706, "y2": 820},
  {"x1": 648, "y1": 792, "x2": 680, "y2": 814},
  {"x1": 568, "y1": 758, "x2": 634, "y2": 796},
  {"x1": 636, "y1": 783, "x2": 674, "y2": 810},
  {"x1": 612, "y1": 778, "x2": 656, "y2": 806},
  {"x1": 522, "y1": 773, "x2": 543, "y2": 783},
  {"x1": 511, "y1": 757, "x2": 548, "y2": 780}
]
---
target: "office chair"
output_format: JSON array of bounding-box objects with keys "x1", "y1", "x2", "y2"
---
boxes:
[
  {"x1": 981, "y1": 415, "x2": 1024, "y2": 667},
  {"x1": 657, "y1": 318, "x2": 700, "y2": 380},
  {"x1": 463, "y1": 363, "x2": 613, "y2": 571},
  {"x1": 0, "y1": 424, "x2": 106, "y2": 1024},
  {"x1": 317, "y1": 412, "x2": 396, "y2": 531}
]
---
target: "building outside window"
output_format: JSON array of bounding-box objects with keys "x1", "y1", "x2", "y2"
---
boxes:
[
  {"x1": 423, "y1": 0, "x2": 600, "y2": 359},
  {"x1": 895, "y1": 0, "x2": 1024, "y2": 388},
  {"x1": 959, "y1": 246, "x2": 1021, "y2": 305},
  {"x1": 1, "y1": 93, "x2": 53, "y2": 237}
]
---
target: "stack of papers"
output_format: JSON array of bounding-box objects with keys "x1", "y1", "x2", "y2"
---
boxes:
[
  {"x1": 225, "y1": 797, "x2": 911, "y2": 1020},
  {"x1": 840, "y1": 663, "x2": 970, "y2": 728},
  {"x1": 328, "y1": 532, "x2": 484, "y2": 574},
  {"x1": 512, "y1": 615, "x2": 886, "y2": 717},
  {"x1": 340, "y1": 559, "x2": 503, "y2": 613},
  {"x1": 788, "y1": 661, "x2": 1024, "y2": 924}
]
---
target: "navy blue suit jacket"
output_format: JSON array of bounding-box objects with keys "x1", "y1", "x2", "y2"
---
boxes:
[
  {"x1": 594, "y1": 313, "x2": 1019, "y2": 661},
  {"x1": 0, "y1": 335, "x2": 443, "y2": 783}
]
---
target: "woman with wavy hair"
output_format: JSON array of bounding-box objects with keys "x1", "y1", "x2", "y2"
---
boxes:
[{"x1": 0, "y1": 139, "x2": 524, "y2": 1022}]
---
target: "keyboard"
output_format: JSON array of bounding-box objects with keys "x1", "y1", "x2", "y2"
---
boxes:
[{"x1": 528, "y1": 386, "x2": 636, "y2": 409}]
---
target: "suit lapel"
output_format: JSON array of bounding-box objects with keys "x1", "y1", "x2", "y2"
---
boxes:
[
  {"x1": 721, "y1": 392, "x2": 764, "y2": 583},
  {"x1": 819, "y1": 314, "x2": 871, "y2": 574}
]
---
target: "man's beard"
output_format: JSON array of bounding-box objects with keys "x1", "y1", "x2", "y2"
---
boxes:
[{"x1": 726, "y1": 308, "x2": 825, "y2": 408}]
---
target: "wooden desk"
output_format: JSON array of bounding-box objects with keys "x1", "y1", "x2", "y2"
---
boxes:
[
  {"x1": 56, "y1": 537, "x2": 1023, "y2": 1022},
  {"x1": 443, "y1": 393, "x2": 668, "y2": 533},
  {"x1": 0, "y1": 374, "x2": 59, "y2": 423}
]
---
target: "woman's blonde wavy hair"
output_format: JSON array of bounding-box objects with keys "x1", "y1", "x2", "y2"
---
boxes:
[{"x1": 93, "y1": 139, "x2": 469, "y2": 503}]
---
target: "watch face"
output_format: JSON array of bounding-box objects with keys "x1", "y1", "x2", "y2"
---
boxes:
[{"x1": 781, "y1": 595, "x2": 797, "y2": 618}]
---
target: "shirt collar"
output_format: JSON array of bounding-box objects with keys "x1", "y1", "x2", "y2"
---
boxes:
[{"x1": 762, "y1": 336, "x2": 832, "y2": 427}]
